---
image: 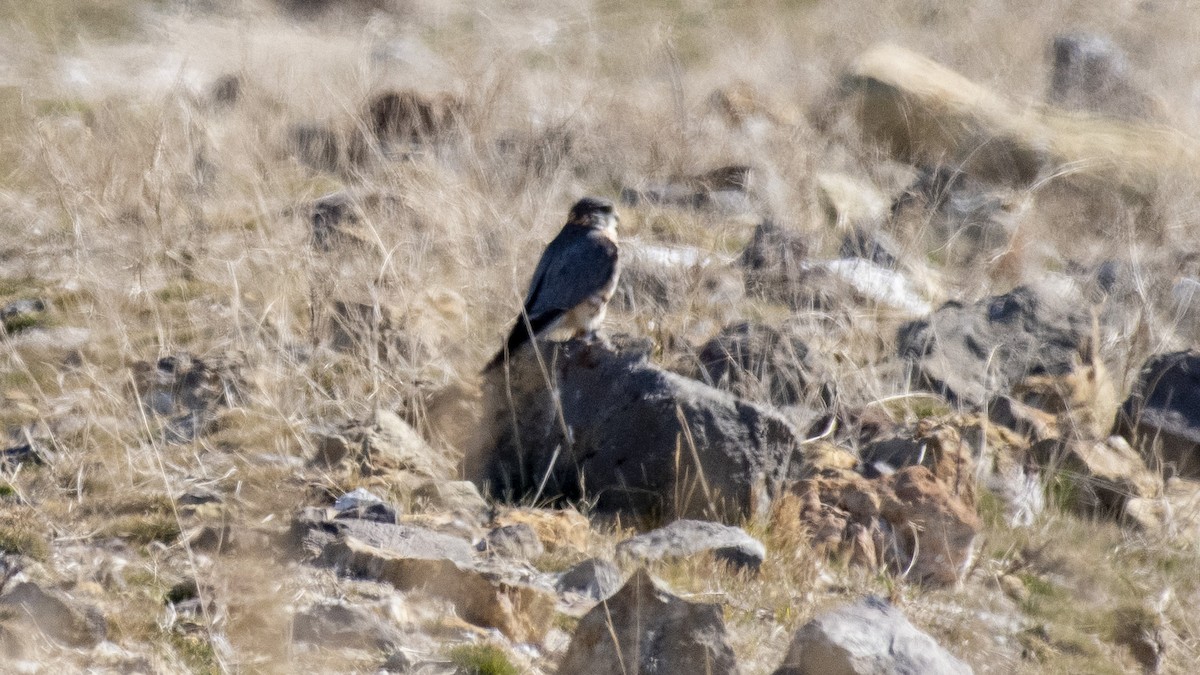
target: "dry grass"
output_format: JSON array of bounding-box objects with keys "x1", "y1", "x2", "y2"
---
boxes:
[{"x1": 0, "y1": 0, "x2": 1199, "y2": 672}]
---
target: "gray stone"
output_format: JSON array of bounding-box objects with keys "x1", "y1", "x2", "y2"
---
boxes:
[
  {"x1": 1049, "y1": 33, "x2": 1162, "y2": 121},
  {"x1": 479, "y1": 524, "x2": 544, "y2": 560},
  {"x1": 695, "y1": 321, "x2": 832, "y2": 408},
  {"x1": 0, "y1": 443, "x2": 42, "y2": 468},
  {"x1": 557, "y1": 568, "x2": 738, "y2": 675},
  {"x1": 129, "y1": 352, "x2": 244, "y2": 443},
  {"x1": 412, "y1": 480, "x2": 491, "y2": 523},
  {"x1": 0, "y1": 582, "x2": 107, "y2": 649},
  {"x1": 739, "y1": 220, "x2": 810, "y2": 307},
  {"x1": 616, "y1": 520, "x2": 766, "y2": 573},
  {"x1": 556, "y1": 558, "x2": 621, "y2": 601},
  {"x1": 313, "y1": 411, "x2": 451, "y2": 479},
  {"x1": 897, "y1": 282, "x2": 1091, "y2": 406},
  {"x1": 293, "y1": 602, "x2": 403, "y2": 651},
  {"x1": 773, "y1": 597, "x2": 972, "y2": 675},
  {"x1": 292, "y1": 508, "x2": 555, "y2": 642},
  {"x1": 466, "y1": 339, "x2": 801, "y2": 523}
]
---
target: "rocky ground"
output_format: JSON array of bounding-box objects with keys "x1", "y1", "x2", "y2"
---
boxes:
[{"x1": 2, "y1": 0, "x2": 1200, "y2": 673}]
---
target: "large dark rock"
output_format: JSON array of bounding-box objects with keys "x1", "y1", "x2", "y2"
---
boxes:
[
  {"x1": 557, "y1": 568, "x2": 739, "y2": 675},
  {"x1": 897, "y1": 283, "x2": 1091, "y2": 406},
  {"x1": 556, "y1": 558, "x2": 622, "y2": 601},
  {"x1": 1119, "y1": 351, "x2": 1200, "y2": 477},
  {"x1": 773, "y1": 597, "x2": 972, "y2": 675},
  {"x1": 466, "y1": 339, "x2": 802, "y2": 524},
  {"x1": 695, "y1": 321, "x2": 832, "y2": 408},
  {"x1": 739, "y1": 220, "x2": 811, "y2": 307}
]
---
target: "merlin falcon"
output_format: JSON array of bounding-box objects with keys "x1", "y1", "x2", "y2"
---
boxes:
[{"x1": 485, "y1": 197, "x2": 621, "y2": 371}]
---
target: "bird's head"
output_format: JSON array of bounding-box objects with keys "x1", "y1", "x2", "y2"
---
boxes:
[{"x1": 567, "y1": 196, "x2": 619, "y2": 233}]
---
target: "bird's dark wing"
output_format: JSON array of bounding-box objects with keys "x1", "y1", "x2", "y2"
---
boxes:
[
  {"x1": 523, "y1": 228, "x2": 618, "y2": 320},
  {"x1": 483, "y1": 227, "x2": 618, "y2": 373}
]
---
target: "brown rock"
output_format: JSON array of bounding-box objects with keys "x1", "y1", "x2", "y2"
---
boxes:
[
  {"x1": 313, "y1": 410, "x2": 451, "y2": 479},
  {"x1": 492, "y1": 507, "x2": 591, "y2": 554},
  {"x1": 880, "y1": 466, "x2": 981, "y2": 587},
  {"x1": 412, "y1": 480, "x2": 491, "y2": 524},
  {"x1": 844, "y1": 43, "x2": 1199, "y2": 196}
]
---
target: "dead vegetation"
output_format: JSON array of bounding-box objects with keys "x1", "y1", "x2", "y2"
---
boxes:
[{"x1": 0, "y1": 0, "x2": 1199, "y2": 672}]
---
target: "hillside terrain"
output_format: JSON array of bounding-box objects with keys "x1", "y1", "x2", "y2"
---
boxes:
[{"x1": 1, "y1": 1, "x2": 1200, "y2": 673}]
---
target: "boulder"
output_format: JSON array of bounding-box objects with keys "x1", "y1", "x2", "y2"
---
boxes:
[
  {"x1": 557, "y1": 568, "x2": 738, "y2": 675},
  {"x1": 293, "y1": 602, "x2": 404, "y2": 651},
  {"x1": 0, "y1": 582, "x2": 107, "y2": 649},
  {"x1": 843, "y1": 43, "x2": 1199, "y2": 196},
  {"x1": 556, "y1": 558, "x2": 622, "y2": 601},
  {"x1": 1030, "y1": 437, "x2": 1161, "y2": 516},
  {"x1": 772, "y1": 596, "x2": 972, "y2": 675},
  {"x1": 479, "y1": 524, "x2": 545, "y2": 560},
  {"x1": 789, "y1": 465, "x2": 980, "y2": 587},
  {"x1": 1048, "y1": 33, "x2": 1163, "y2": 122},
  {"x1": 616, "y1": 520, "x2": 766, "y2": 572},
  {"x1": 293, "y1": 510, "x2": 554, "y2": 642},
  {"x1": 466, "y1": 339, "x2": 802, "y2": 524},
  {"x1": 366, "y1": 89, "x2": 465, "y2": 147},
  {"x1": 897, "y1": 282, "x2": 1092, "y2": 407},
  {"x1": 1118, "y1": 351, "x2": 1200, "y2": 477},
  {"x1": 313, "y1": 410, "x2": 451, "y2": 479},
  {"x1": 695, "y1": 321, "x2": 832, "y2": 408},
  {"x1": 129, "y1": 351, "x2": 245, "y2": 443}
]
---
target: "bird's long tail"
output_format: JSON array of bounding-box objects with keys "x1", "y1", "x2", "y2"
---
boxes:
[{"x1": 483, "y1": 311, "x2": 562, "y2": 372}]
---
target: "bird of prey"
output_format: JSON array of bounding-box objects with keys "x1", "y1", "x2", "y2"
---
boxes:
[{"x1": 485, "y1": 197, "x2": 620, "y2": 371}]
